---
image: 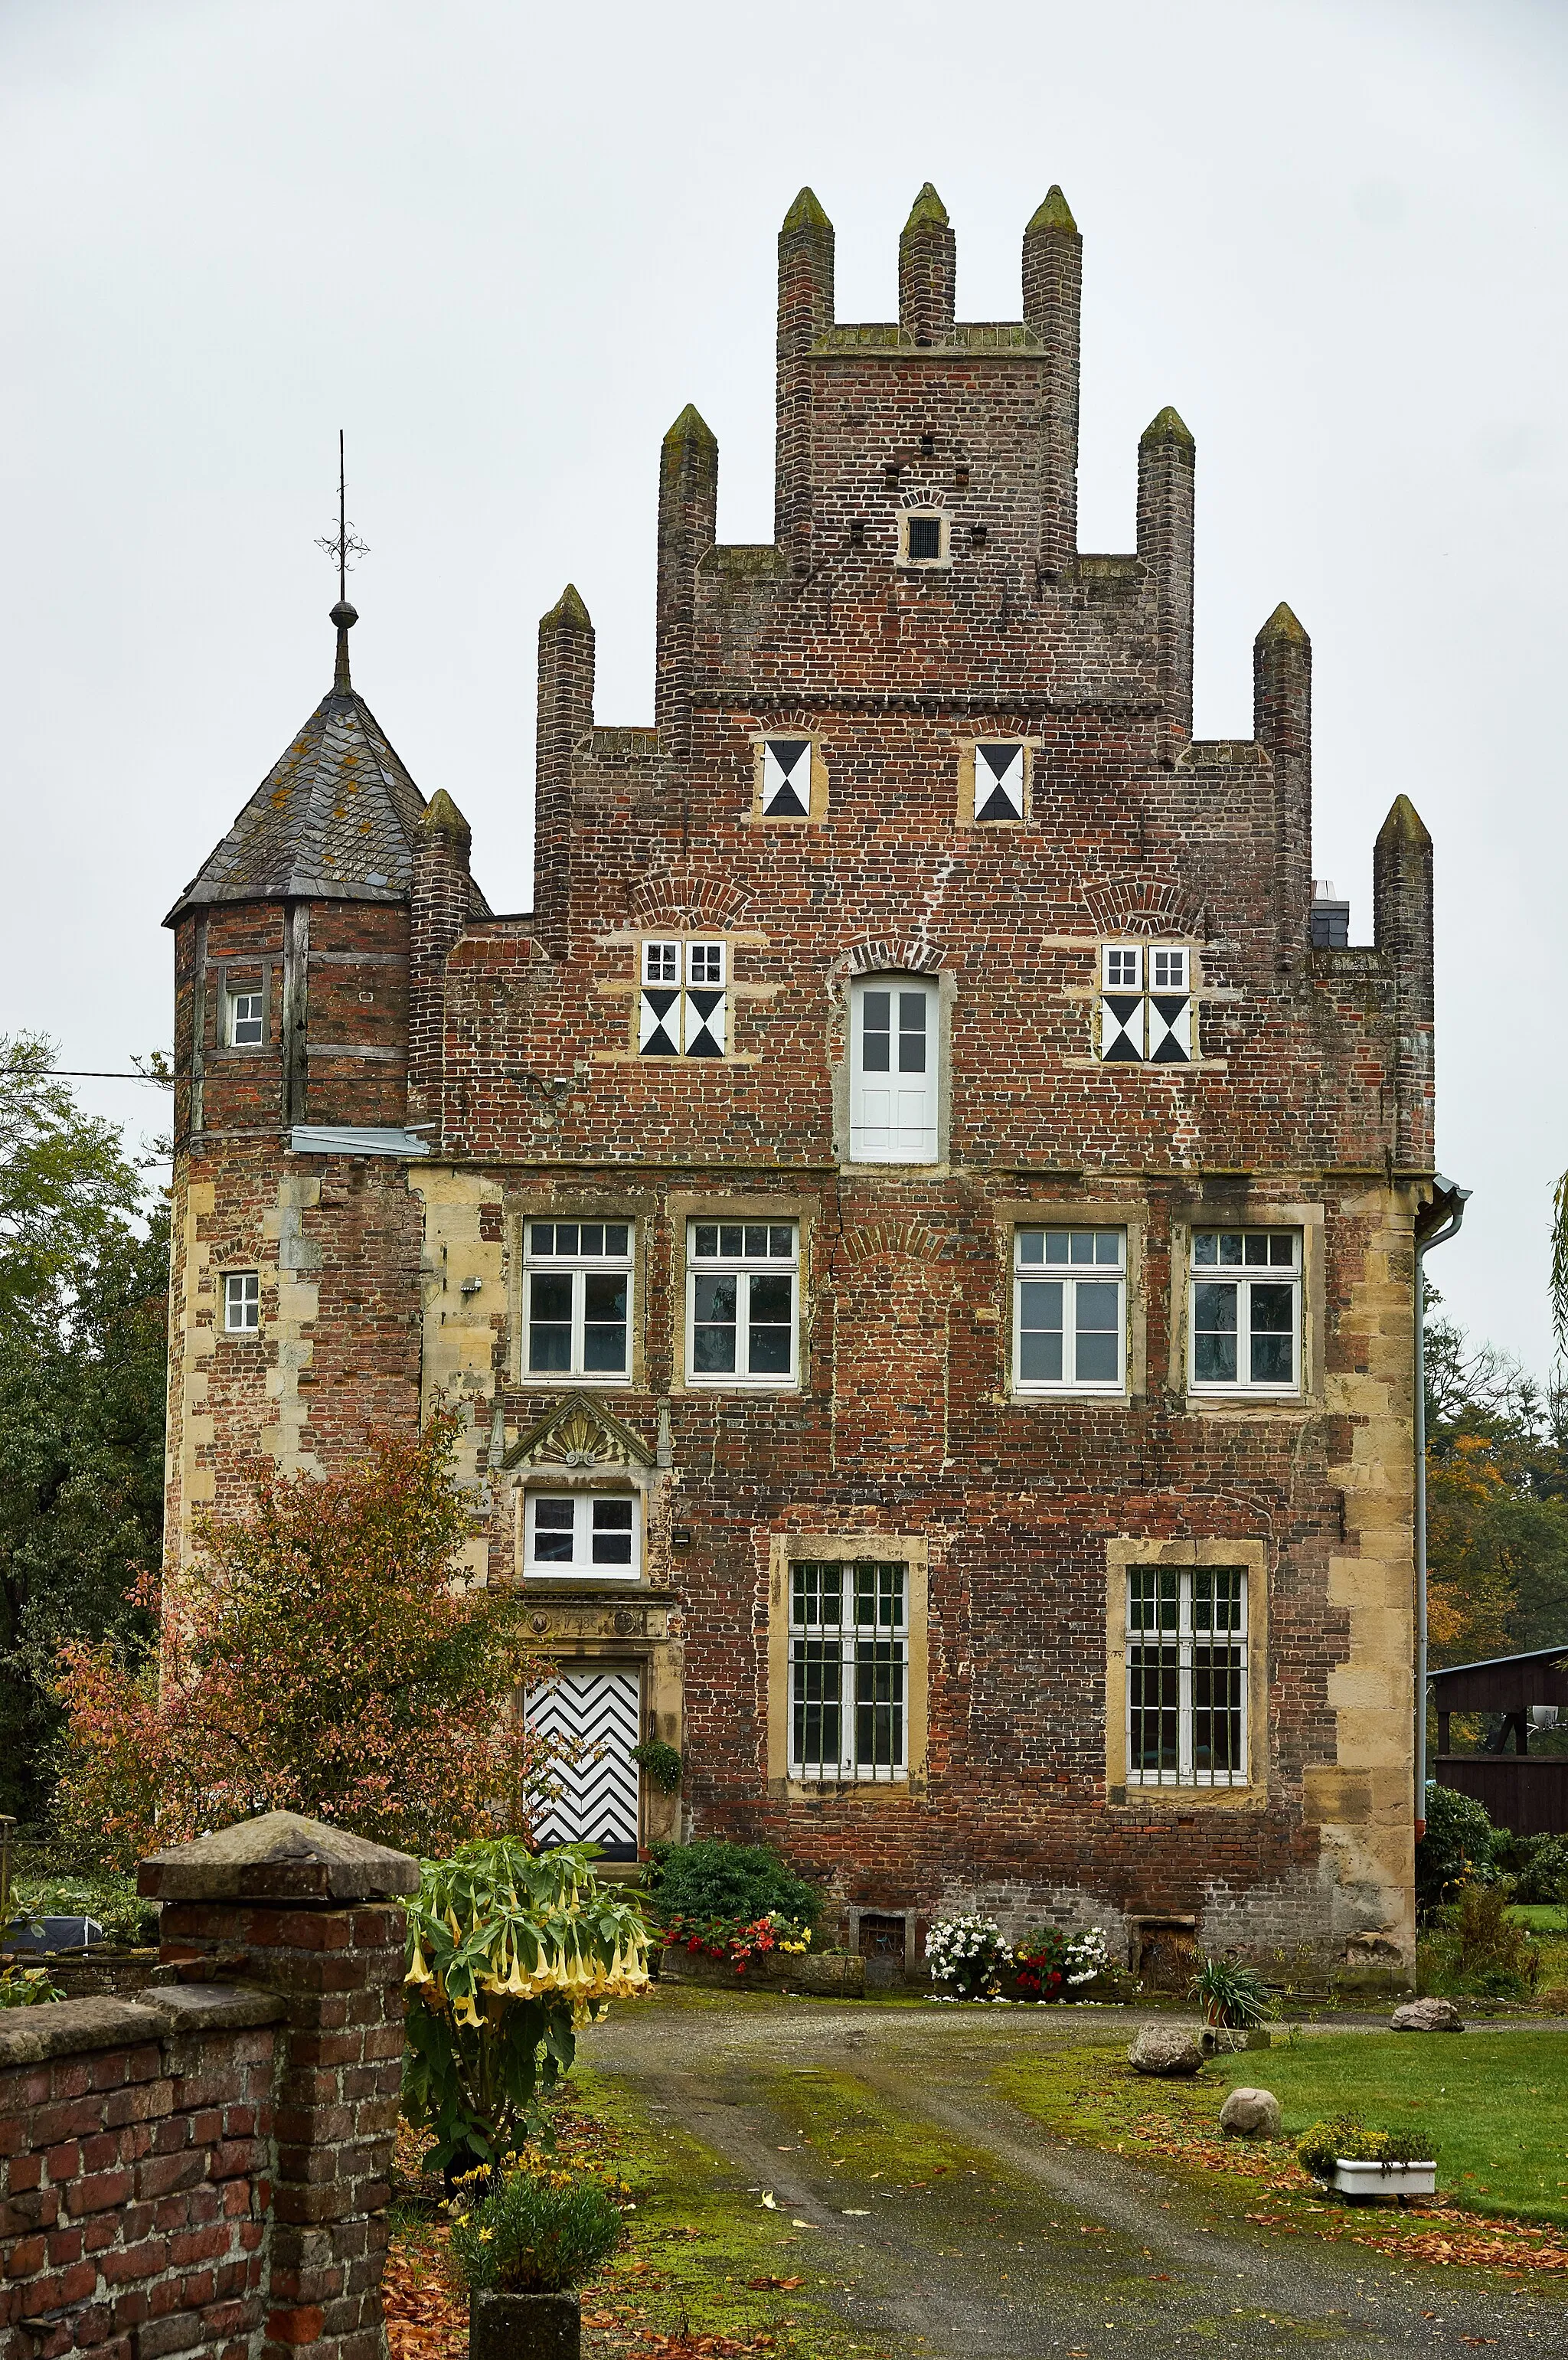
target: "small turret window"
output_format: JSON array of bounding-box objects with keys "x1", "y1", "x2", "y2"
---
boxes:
[
  {"x1": 227, "y1": 990, "x2": 265, "y2": 1048},
  {"x1": 224, "y1": 1272, "x2": 260, "y2": 1333}
]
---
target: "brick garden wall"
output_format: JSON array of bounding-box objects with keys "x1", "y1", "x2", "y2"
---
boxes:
[{"x1": 0, "y1": 1816, "x2": 416, "y2": 2360}]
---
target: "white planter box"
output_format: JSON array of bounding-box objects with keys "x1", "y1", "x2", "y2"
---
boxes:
[{"x1": 1330, "y1": 2159, "x2": 1436, "y2": 2201}]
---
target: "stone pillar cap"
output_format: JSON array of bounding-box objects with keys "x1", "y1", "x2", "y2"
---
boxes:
[{"x1": 138, "y1": 1810, "x2": 421, "y2": 1903}]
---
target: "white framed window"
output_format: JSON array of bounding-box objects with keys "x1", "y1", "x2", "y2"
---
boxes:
[
  {"x1": 639, "y1": 938, "x2": 727, "y2": 1057},
  {"x1": 1188, "y1": 1229, "x2": 1301, "y2": 1394},
  {"x1": 897, "y1": 508, "x2": 949, "y2": 568},
  {"x1": 1097, "y1": 942, "x2": 1193, "y2": 1064},
  {"x1": 1014, "y1": 1228, "x2": 1125, "y2": 1392},
  {"x1": 524, "y1": 1222, "x2": 632, "y2": 1380},
  {"x1": 686, "y1": 1221, "x2": 798, "y2": 1387},
  {"x1": 789, "y1": 1561, "x2": 907, "y2": 1783},
  {"x1": 224, "y1": 1271, "x2": 260, "y2": 1333},
  {"x1": 973, "y1": 744, "x2": 1025, "y2": 823},
  {"x1": 1127, "y1": 1565, "x2": 1248, "y2": 1787},
  {"x1": 760, "y1": 737, "x2": 813, "y2": 819},
  {"x1": 524, "y1": 1490, "x2": 640, "y2": 1579},
  {"x1": 227, "y1": 989, "x2": 265, "y2": 1048},
  {"x1": 850, "y1": 975, "x2": 939, "y2": 1163}
]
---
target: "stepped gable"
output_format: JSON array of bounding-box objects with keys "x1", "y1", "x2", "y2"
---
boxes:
[{"x1": 165, "y1": 603, "x2": 490, "y2": 923}]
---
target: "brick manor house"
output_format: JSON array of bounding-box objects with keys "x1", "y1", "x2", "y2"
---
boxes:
[{"x1": 165, "y1": 185, "x2": 1444, "y2": 1972}]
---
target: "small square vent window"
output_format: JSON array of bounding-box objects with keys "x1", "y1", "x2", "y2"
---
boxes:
[{"x1": 906, "y1": 515, "x2": 942, "y2": 561}]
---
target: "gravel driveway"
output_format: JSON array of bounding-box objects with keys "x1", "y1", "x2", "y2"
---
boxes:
[{"x1": 588, "y1": 1990, "x2": 1568, "y2": 2359}]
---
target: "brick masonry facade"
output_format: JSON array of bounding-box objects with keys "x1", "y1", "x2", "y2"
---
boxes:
[{"x1": 163, "y1": 186, "x2": 1439, "y2": 1968}]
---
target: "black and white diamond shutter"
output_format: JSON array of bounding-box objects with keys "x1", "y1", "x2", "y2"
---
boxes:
[
  {"x1": 526, "y1": 1668, "x2": 641, "y2": 1858},
  {"x1": 639, "y1": 987, "x2": 680, "y2": 1057},
  {"x1": 762, "y1": 738, "x2": 812, "y2": 816},
  {"x1": 1099, "y1": 995, "x2": 1145, "y2": 1061},
  {"x1": 975, "y1": 744, "x2": 1024, "y2": 822},
  {"x1": 1147, "y1": 995, "x2": 1193, "y2": 1062}
]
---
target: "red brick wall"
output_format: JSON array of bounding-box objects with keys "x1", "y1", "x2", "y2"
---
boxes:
[{"x1": 0, "y1": 1990, "x2": 280, "y2": 2360}]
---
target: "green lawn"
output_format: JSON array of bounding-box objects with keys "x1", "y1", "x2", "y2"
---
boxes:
[
  {"x1": 1217, "y1": 2031, "x2": 1568, "y2": 2228},
  {"x1": 1511, "y1": 1905, "x2": 1568, "y2": 1933}
]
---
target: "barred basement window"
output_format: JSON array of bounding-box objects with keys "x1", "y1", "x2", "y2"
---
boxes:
[
  {"x1": 1014, "y1": 1228, "x2": 1125, "y2": 1392},
  {"x1": 1127, "y1": 1565, "x2": 1248, "y2": 1786},
  {"x1": 1188, "y1": 1229, "x2": 1300, "y2": 1394},
  {"x1": 973, "y1": 744, "x2": 1025, "y2": 823},
  {"x1": 524, "y1": 1490, "x2": 639, "y2": 1579},
  {"x1": 789, "y1": 1561, "x2": 907, "y2": 1781},
  {"x1": 639, "y1": 939, "x2": 727, "y2": 1057},
  {"x1": 227, "y1": 990, "x2": 264, "y2": 1047},
  {"x1": 759, "y1": 737, "x2": 813, "y2": 819},
  {"x1": 224, "y1": 1271, "x2": 260, "y2": 1333},
  {"x1": 524, "y1": 1222, "x2": 632, "y2": 1380},
  {"x1": 1097, "y1": 943, "x2": 1192, "y2": 1064},
  {"x1": 686, "y1": 1221, "x2": 797, "y2": 1387}
]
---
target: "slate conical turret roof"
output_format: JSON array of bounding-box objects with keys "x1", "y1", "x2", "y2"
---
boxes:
[{"x1": 165, "y1": 602, "x2": 488, "y2": 923}]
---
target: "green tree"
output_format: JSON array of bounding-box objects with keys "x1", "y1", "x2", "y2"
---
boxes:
[{"x1": 0, "y1": 1037, "x2": 167, "y2": 1820}]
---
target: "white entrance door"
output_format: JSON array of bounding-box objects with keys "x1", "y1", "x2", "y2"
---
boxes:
[
  {"x1": 851, "y1": 976, "x2": 938, "y2": 1162},
  {"x1": 526, "y1": 1668, "x2": 642, "y2": 1859}
]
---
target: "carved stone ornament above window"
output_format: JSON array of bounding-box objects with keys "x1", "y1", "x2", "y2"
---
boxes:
[{"x1": 500, "y1": 1391, "x2": 655, "y2": 1473}]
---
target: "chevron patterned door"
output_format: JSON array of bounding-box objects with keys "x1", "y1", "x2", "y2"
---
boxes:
[{"x1": 527, "y1": 1669, "x2": 642, "y2": 1859}]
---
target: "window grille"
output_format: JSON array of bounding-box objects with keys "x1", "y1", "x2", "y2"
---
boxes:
[
  {"x1": 639, "y1": 939, "x2": 727, "y2": 1057},
  {"x1": 1014, "y1": 1228, "x2": 1125, "y2": 1391},
  {"x1": 1189, "y1": 1229, "x2": 1301, "y2": 1393},
  {"x1": 905, "y1": 513, "x2": 942, "y2": 562},
  {"x1": 524, "y1": 1490, "x2": 639, "y2": 1578},
  {"x1": 224, "y1": 1271, "x2": 260, "y2": 1332},
  {"x1": 1128, "y1": 1565, "x2": 1248, "y2": 1787},
  {"x1": 789, "y1": 1561, "x2": 907, "y2": 1781},
  {"x1": 227, "y1": 990, "x2": 264, "y2": 1047},
  {"x1": 1097, "y1": 943, "x2": 1192, "y2": 1064},
  {"x1": 524, "y1": 1222, "x2": 632, "y2": 1379},
  {"x1": 686, "y1": 1221, "x2": 798, "y2": 1386}
]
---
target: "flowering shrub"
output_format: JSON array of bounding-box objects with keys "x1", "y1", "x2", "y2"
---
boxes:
[
  {"x1": 1013, "y1": 1927, "x2": 1067, "y2": 1999},
  {"x1": 403, "y1": 1836, "x2": 652, "y2": 2178},
  {"x1": 925, "y1": 1913, "x2": 1009, "y2": 1999},
  {"x1": 447, "y1": 2154, "x2": 627, "y2": 2293},
  {"x1": 53, "y1": 1412, "x2": 559, "y2": 1867},
  {"x1": 661, "y1": 1907, "x2": 812, "y2": 1972},
  {"x1": 1064, "y1": 1927, "x2": 1111, "y2": 1986},
  {"x1": 1011, "y1": 1924, "x2": 1112, "y2": 1999}
]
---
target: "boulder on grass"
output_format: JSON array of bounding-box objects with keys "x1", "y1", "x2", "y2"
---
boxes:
[
  {"x1": 1390, "y1": 1996, "x2": 1464, "y2": 2032},
  {"x1": 1219, "y1": 2085, "x2": 1281, "y2": 2139},
  {"x1": 1128, "y1": 2022, "x2": 1205, "y2": 2077}
]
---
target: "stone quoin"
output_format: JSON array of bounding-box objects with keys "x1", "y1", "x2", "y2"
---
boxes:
[{"x1": 162, "y1": 186, "x2": 1443, "y2": 1970}]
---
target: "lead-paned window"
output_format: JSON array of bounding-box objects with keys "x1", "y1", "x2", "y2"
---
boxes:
[
  {"x1": 1188, "y1": 1229, "x2": 1301, "y2": 1394},
  {"x1": 686, "y1": 1221, "x2": 798, "y2": 1386},
  {"x1": 639, "y1": 938, "x2": 727, "y2": 1057},
  {"x1": 224, "y1": 1271, "x2": 260, "y2": 1332},
  {"x1": 1127, "y1": 1566, "x2": 1248, "y2": 1786},
  {"x1": 1014, "y1": 1228, "x2": 1125, "y2": 1392},
  {"x1": 850, "y1": 975, "x2": 939, "y2": 1163},
  {"x1": 789, "y1": 1561, "x2": 907, "y2": 1781},
  {"x1": 1097, "y1": 942, "x2": 1192, "y2": 1064},
  {"x1": 524, "y1": 1490, "x2": 639, "y2": 1579},
  {"x1": 974, "y1": 744, "x2": 1025, "y2": 823},
  {"x1": 524, "y1": 1221, "x2": 632, "y2": 1379},
  {"x1": 227, "y1": 989, "x2": 265, "y2": 1047}
]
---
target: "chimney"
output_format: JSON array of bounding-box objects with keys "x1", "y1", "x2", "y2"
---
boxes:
[
  {"x1": 1138, "y1": 407, "x2": 1196, "y2": 747},
  {"x1": 1253, "y1": 601, "x2": 1312, "y2": 966},
  {"x1": 1374, "y1": 794, "x2": 1435, "y2": 1169},
  {"x1": 655, "y1": 405, "x2": 718, "y2": 762},
  {"x1": 407, "y1": 790, "x2": 472, "y2": 1129},
  {"x1": 775, "y1": 187, "x2": 834, "y2": 567},
  {"x1": 534, "y1": 585, "x2": 595, "y2": 960}
]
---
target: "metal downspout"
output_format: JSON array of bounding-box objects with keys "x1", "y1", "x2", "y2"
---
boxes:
[{"x1": 1414, "y1": 1176, "x2": 1470, "y2": 1839}]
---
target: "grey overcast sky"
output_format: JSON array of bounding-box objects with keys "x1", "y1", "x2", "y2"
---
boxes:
[{"x1": 2, "y1": 0, "x2": 1563, "y2": 1368}]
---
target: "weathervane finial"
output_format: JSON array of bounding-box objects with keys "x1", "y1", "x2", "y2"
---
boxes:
[{"x1": 315, "y1": 429, "x2": 369, "y2": 691}]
